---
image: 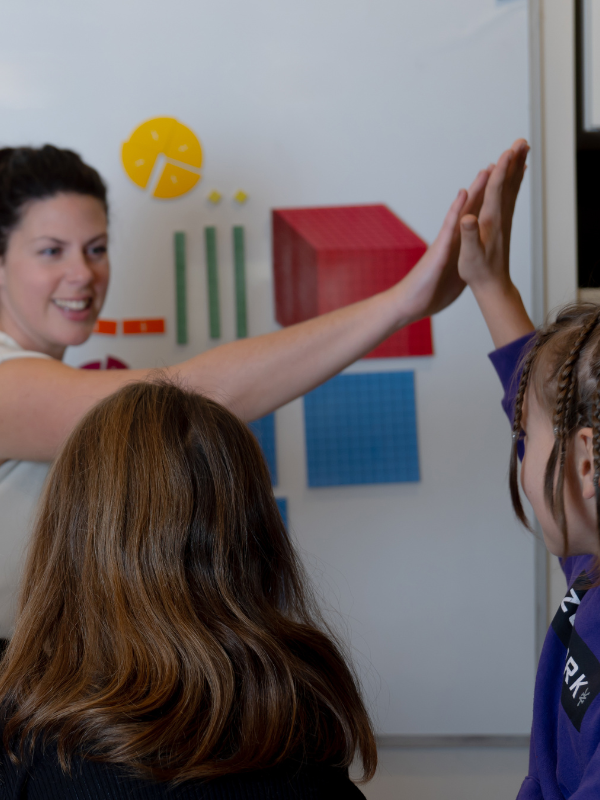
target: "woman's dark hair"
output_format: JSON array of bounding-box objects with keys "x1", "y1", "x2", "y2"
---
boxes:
[
  {"x1": 0, "y1": 380, "x2": 376, "y2": 784},
  {"x1": 510, "y1": 303, "x2": 600, "y2": 561},
  {"x1": 0, "y1": 145, "x2": 108, "y2": 256}
]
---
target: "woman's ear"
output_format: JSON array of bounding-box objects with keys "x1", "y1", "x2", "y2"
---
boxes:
[{"x1": 575, "y1": 427, "x2": 596, "y2": 500}]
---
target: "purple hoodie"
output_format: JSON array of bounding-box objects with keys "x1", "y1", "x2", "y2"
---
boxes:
[{"x1": 490, "y1": 334, "x2": 597, "y2": 799}]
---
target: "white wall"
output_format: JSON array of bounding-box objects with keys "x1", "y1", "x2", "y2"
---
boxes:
[{"x1": 2, "y1": 0, "x2": 533, "y2": 736}]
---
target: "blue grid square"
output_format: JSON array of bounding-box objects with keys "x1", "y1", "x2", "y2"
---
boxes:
[
  {"x1": 304, "y1": 372, "x2": 420, "y2": 487},
  {"x1": 248, "y1": 413, "x2": 277, "y2": 485}
]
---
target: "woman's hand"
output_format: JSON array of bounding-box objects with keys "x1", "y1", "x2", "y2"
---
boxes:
[
  {"x1": 457, "y1": 139, "x2": 534, "y2": 348},
  {"x1": 394, "y1": 168, "x2": 491, "y2": 324}
]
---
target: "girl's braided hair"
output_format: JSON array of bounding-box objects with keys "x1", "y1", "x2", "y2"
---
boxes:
[{"x1": 510, "y1": 303, "x2": 600, "y2": 557}]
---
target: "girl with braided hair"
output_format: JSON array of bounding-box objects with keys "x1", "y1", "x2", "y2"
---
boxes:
[{"x1": 458, "y1": 147, "x2": 600, "y2": 798}]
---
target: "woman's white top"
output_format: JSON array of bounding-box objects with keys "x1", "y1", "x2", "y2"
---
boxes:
[{"x1": 0, "y1": 332, "x2": 52, "y2": 638}]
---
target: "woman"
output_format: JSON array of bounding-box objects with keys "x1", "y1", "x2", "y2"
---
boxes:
[
  {"x1": 0, "y1": 142, "x2": 529, "y2": 636},
  {"x1": 0, "y1": 380, "x2": 375, "y2": 797}
]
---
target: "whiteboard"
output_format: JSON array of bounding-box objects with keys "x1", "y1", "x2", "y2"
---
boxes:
[{"x1": 1, "y1": 0, "x2": 533, "y2": 735}]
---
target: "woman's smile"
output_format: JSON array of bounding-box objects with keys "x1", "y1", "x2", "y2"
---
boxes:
[{"x1": 51, "y1": 296, "x2": 95, "y2": 321}]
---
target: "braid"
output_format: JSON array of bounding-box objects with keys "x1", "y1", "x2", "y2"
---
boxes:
[
  {"x1": 510, "y1": 333, "x2": 549, "y2": 528},
  {"x1": 592, "y1": 390, "x2": 600, "y2": 540},
  {"x1": 544, "y1": 310, "x2": 600, "y2": 552}
]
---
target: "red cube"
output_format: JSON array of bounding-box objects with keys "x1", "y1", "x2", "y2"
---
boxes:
[{"x1": 272, "y1": 204, "x2": 432, "y2": 358}]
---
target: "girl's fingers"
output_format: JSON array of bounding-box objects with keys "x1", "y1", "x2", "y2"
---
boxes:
[
  {"x1": 507, "y1": 141, "x2": 529, "y2": 186},
  {"x1": 458, "y1": 215, "x2": 485, "y2": 277},
  {"x1": 486, "y1": 149, "x2": 514, "y2": 196},
  {"x1": 479, "y1": 150, "x2": 514, "y2": 221},
  {"x1": 511, "y1": 138, "x2": 529, "y2": 156},
  {"x1": 514, "y1": 144, "x2": 529, "y2": 182},
  {"x1": 507, "y1": 141, "x2": 527, "y2": 179},
  {"x1": 504, "y1": 143, "x2": 528, "y2": 211},
  {"x1": 482, "y1": 143, "x2": 523, "y2": 203},
  {"x1": 460, "y1": 215, "x2": 484, "y2": 252},
  {"x1": 463, "y1": 170, "x2": 491, "y2": 217}
]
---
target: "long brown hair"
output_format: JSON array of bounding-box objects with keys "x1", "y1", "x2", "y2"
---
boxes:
[
  {"x1": 510, "y1": 303, "x2": 600, "y2": 559},
  {"x1": 0, "y1": 380, "x2": 376, "y2": 782}
]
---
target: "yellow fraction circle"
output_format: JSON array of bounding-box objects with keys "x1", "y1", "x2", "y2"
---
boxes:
[{"x1": 121, "y1": 117, "x2": 203, "y2": 200}]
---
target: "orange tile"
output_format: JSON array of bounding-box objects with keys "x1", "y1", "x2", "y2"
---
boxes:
[
  {"x1": 93, "y1": 319, "x2": 118, "y2": 335},
  {"x1": 122, "y1": 318, "x2": 166, "y2": 335}
]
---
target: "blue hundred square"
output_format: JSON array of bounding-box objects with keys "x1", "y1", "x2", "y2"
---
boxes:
[
  {"x1": 304, "y1": 372, "x2": 420, "y2": 487},
  {"x1": 248, "y1": 413, "x2": 277, "y2": 486}
]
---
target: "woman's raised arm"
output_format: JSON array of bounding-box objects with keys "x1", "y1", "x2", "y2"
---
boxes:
[{"x1": 0, "y1": 168, "x2": 491, "y2": 463}]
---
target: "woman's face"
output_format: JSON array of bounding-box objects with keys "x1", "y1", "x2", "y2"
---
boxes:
[{"x1": 0, "y1": 193, "x2": 109, "y2": 359}]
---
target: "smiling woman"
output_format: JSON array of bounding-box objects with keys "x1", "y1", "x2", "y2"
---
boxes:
[
  {"x1": 0, "y1": 194, "x2": 109, "y2": 359},
  {"x1": 0, "y1": 147, "x2": 109, "y2": 360}
]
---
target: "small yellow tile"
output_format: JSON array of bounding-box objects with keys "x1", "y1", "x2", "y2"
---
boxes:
[
  {"x1": 208, "y1": 190, "x2": 222, "y2": 205},
  {"x1": 234, "y1": 189, "x2": 248, "y2": 204}
]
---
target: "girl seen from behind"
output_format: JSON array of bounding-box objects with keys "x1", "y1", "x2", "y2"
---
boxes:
[{"x1": 0, "y1": 381, "x2": 375, "y2": 798}]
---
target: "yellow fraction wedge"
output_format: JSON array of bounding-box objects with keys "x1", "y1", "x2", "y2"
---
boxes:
[
  {"x1": 121, "y1": 142, "x2": 160, "y2": 189},
  {"x1": 153, "y1": 162, "x2": 201, "y2": 199},
  {"x1": 128, "y1": 117, "x2": 178, "y2": 153},
  {"x1": 164, "y1": 121, "x2": 203, "y2": 169}
]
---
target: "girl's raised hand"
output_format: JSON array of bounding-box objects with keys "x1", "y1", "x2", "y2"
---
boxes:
[
  {"x1": 457, "y1": 139, "x2": 535, "y2": 348},
  {"x1": 458, "y1": 139, "x2": 529, "y2": 292}
]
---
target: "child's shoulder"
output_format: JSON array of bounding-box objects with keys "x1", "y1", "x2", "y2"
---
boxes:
[
  {"x1": 488, "y1": 332, "x2": 536, "y2": 389},
  {"x1": 561, "y1": 554, "x2": 596, "y2": 589}
]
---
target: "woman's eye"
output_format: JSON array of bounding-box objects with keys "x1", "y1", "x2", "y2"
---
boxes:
[
  {"x1": 40, "y1": 247, "x2": 62, "y2": 257},
  {"x1": 88, "y1": 245, "x2": 107, "y2": 258}
]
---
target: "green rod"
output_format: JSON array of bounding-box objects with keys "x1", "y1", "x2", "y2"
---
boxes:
[
  {"x1": 204, "y1": 226, "x2": 221, "y2": 339},
  {"x1": 174, "y1": 231, "x2": 187, "y2": 345},
  {"x1": 233, "y1": 226, "x2": 247, "y2": 338}
]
